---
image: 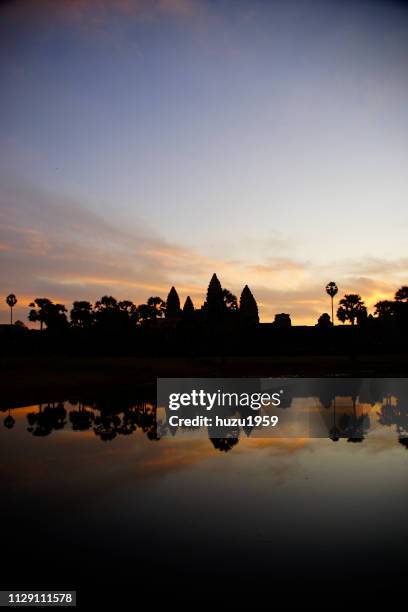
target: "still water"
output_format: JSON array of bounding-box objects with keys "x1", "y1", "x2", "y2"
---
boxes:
[{"x1": 1, "y1": 390, "x2": 408, "y2": 604}]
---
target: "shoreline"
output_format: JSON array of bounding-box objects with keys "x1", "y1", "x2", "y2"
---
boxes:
[{"x1": 1, "y1": 353, "x2": 408, "y2": 409}]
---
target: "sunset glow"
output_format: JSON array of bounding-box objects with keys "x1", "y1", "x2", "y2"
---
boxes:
[{"x1": 1, "y1": 0, "x2": 407, "y2": 324}]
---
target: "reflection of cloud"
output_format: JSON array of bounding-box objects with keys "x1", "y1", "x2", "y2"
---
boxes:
[
  {"x1": 1, "y1": 404, "x2": 313, "y2": 494},
  {"x1": 238, "y1": 437, "x2": 309, "y2": 455}
]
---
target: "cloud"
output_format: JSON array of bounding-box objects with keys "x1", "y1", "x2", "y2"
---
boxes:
[
  {"x1": 1, "y1": 176, "x2": 407, "y2": 326},
  {"x1": 0, "y1": 0, "x2": 200, "y2": 27},
  {"x1": 0, "y1": 176, "x2": 237, "y2": 321}
]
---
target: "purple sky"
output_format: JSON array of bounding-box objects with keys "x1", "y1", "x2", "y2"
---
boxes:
[{"x1": 1, "y1": 0, "x2": 408, "y2": 323}]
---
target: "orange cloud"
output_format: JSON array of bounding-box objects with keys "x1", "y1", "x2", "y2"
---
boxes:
[{"x1": 1, "y1": 178, "x2": 407, "y2": 327}]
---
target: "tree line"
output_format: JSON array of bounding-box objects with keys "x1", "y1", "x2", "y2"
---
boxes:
[
  {"x1": 4, "y1": 273, "x2": 259, "y2": 332},
  {"x1": 4, "y1": 275, "x2": 408, "y2": 331},
  {"x1": 2, "y1": 393, "x2": 408, "y2": 451}
]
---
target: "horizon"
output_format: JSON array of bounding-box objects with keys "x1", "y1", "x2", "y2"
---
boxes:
[
  {"x1": 2, "y1": 272, "x2": 407, "y2": 328},
  {"x1": 1, "y1": 0, "x2": 408, "y2": 325}
]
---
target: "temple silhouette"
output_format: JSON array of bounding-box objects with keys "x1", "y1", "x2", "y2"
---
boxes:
[{"x1": 1, "y1": 273, "x2": 408, "y2": 359}]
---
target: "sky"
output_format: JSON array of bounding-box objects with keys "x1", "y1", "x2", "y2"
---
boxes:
[{"x1": 1, "y1": 0, "x2": 408, "y2": 324}]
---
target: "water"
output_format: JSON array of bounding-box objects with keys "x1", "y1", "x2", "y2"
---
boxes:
[{"x1": 1, "y1": 394, "x2": 408, "y2": 605}]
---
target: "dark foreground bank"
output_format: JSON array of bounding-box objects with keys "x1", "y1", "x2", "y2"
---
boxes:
[{"x1": 2, "y1": 353, "x2": 408, "y2": 409}]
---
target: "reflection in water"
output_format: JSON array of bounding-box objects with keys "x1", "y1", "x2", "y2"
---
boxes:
[
  {"x1": 2, "y1": 383, "x2": 408, "y2": 450},
  {"x1": 378, "y1": 394, "x2": 408, "y2": 449},
  {"x1": 3, "y1": 408, "x2": 15, "y2": 430},
  {"x1": 2, "y1": 385, "x2": 408, "y2": 603},
  {"x1": 27, "y1": 402, "x2": 66, "y2": 437}
]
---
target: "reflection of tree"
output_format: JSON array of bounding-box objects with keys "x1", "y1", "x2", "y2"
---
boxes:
[
  {"x1": 27, "y1": 403, "x2": 67, "y2": 436},
  {"x1": 378, "y1": 394, "x2": 408, "y2": 444},
  {"x1": 4, "y1": 408, "x2": 15, "y2": 429},
  {"x1": 90, "y1": 400, "x2": 158, "y2": 442},
  {"x1": 209, "y1": 423, "x2": 240, "y2": 452},
  {"x1": 399, "y1": 437, "x2": 408, "y2": 449},
  {"x1": 69, "y1": 400, "x2": 95, "y2": 431},
  {"x1": 93, "y1": 413, "x2": 121, "y2": 441},
  {"x1": 338, "y1": 397, "x2": 370, "y2": 442},
  {"x1": 133, "y1": 402, "x2": 158, "y2": 441},
  {"x1": 12, "y1": 390, "x2": 408, "y2": 451},
  {"x1": 329, "y1": 398, "x2": 340, "y2": 442},
  {"x1": 21, "y1": 398, "x2": 160, "y2": 442},
  {"x1": 210, "y1": 435, "x2": 239, "y2": 452}
]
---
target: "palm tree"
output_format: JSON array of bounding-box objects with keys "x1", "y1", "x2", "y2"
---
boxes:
[
  {"x1": 28, "y1": 298, "x2": 67, "y2": 331},
  {"x1": 6, "y1": 294, "x2": 17, "y2": 326},
  {"x1": 395, "y1": 286, "x2": 408, "y2": 302},
  {"x1": 374, "y1": 300, "x2": 397, "y2": 320},
  {"x1": 337, "y1": 294, "x2": 367, "y2": 325},
  {"x1": 325, "y1": 282, "x2": 338, "y2": 325}
]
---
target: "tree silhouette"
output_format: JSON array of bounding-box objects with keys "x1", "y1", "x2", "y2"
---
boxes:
[
  {"x1": 395, "y1": 286, "x2": 408, "y2": 302},
  {"x1": 94, "y1": 295, "x2": 118, "y2": 311},
  {"x1": 28, "y1": 298, "x2": 67, "y2": 331},
  {"x1": 239, "y1": 285, "x2": 259, "y2": 324},
  {"x1": 147, "y1": 297, "x2": 166, "y2": 319},
  {"x1": 136, "y1": 297, "x2": 165, "y2": 324},
  {"x1": 118, "y1": 300, "x2": 137, "y2": 316},
  {"x1": 70, "y1": 301, "x2": 94, "y2": 327},
  {"x1": 119, "y1": 300, "x2": 139, "y2": 325},
  {"x1": 28, "y1": 298, "x2": 49, "y2": 330},
  {"x1": 6, "y1": 294, "x2": 17, "y2": 326},
  {"x1": 374, "y1": 300, "x2": 397, "y2": 320},
  {"x1": 222, "y1": 289, "x2": 238, "y2": 310},
  {"x1": 273, "y1": 313, "x2": 291, "y2": 329},
  {"x1": 93, "y1": 295, "x2": 135, "y2": 331},
  {"x1": 166, "y1": 286, "x2": 181, "y2": 318},
  {"x1": 137, "y1": 303, "x2": 153, "y2": 324},
  {"x1": 393, "y1": 286, "x2": 408, "y2": 323},
  {"x1": 325, "y1": 282, "x2": 338, "y2": 325},
  {"x1": 336, "y1": 294, "x2": 366, "y2": 325},
  {"x1": 317, "y1": 313, "x2": 332, "y2": 328},
  {"x1": 13, "y1": 320, "x2": 26, "y2": 329}
]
